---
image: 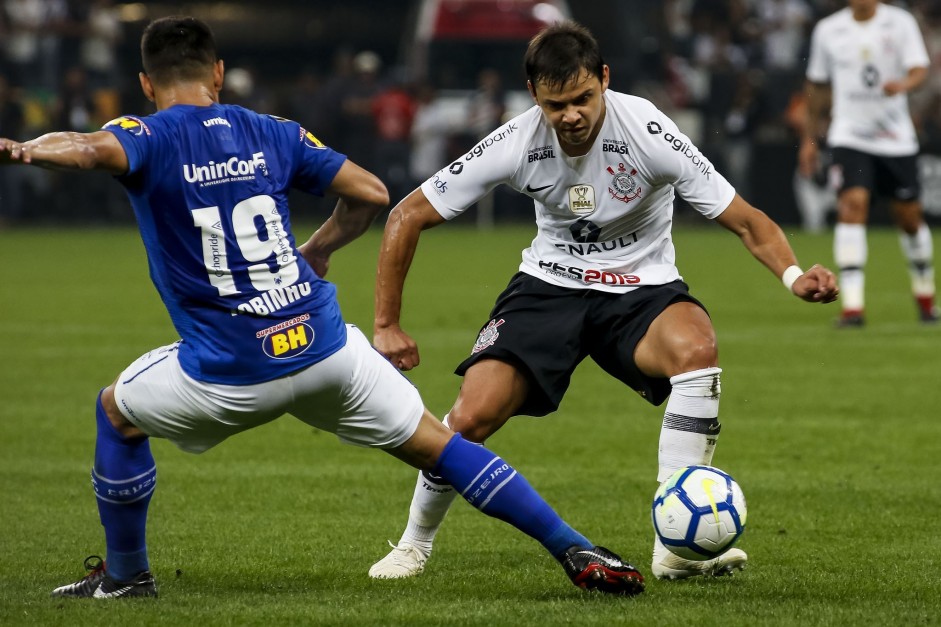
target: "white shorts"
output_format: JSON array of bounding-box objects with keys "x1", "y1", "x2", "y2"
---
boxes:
[{"x1": 113, "y1": 325, "x2": 424, "y2": 454}]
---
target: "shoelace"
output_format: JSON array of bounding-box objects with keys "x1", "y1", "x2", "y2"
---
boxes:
[{"x1": 82, "y1": 555, "x2": 106, "y2": 579}]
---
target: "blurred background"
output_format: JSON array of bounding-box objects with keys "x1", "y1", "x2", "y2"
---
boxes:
[{"x1": 1, "y1": 0, "x2": 940, "y2": 229}]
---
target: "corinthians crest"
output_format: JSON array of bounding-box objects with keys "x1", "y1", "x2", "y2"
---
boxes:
[
  {"x1": 472, "y1": 319, "x2": 505, "y2": 354},
  {"x1": 607, "y1": 162, "x2": 641, "y2": 203}
]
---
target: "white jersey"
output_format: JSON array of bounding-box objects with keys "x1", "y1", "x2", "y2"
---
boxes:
[
  {"x1": 420, "y1": 91, "x2": 735, "y2": 293},
  {"x1": 805, "y1": 4, "x2": 929, "y2": 156}
]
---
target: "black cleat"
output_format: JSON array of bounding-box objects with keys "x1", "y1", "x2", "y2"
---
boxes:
[
  {"x1": 834, "y1": 312, "x2": 865, "y2": 328},
  {"x1": 919, "y1": 307, "x2": 939, "y2": 324},
  {"x1": 51, "y1": 555, "x2": 158, "y2": 598},
  {"x1": 561, "y1": 546, "x2": 645, "y2": 596}
]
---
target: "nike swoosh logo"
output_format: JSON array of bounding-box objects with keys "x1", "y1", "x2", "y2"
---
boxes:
[
  {"x1": 578, "y1": 550, "x2": 623, "y2": 567},
  {"x1": 93, "y1": 585, "x2": 133, "y2": 598},
  {"x1": 701, "y1": 478, "x2": 721, "y2": 522},
  {"x1": 525, "y1": 184, "x2": 552, "y2": 193}
]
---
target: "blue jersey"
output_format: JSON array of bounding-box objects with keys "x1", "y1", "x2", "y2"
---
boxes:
[{"x1": 103, "y1": 103, "x2": 348, "y2": 385}]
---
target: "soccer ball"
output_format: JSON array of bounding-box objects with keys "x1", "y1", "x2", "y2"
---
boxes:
[{"x1": 651, "y1": 465, "x2": 746, "y2": 560}]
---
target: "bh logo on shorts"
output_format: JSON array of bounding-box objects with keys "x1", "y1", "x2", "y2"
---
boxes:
[
  {"x1": 259, "y1": 315, "x2": 315, "y2": 359},
  {"x1": 472, "y1": 319, "x2": 504, "y2": 354}
]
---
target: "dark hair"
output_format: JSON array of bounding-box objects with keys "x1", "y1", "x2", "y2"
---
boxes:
[
  {"x1": 524, "y1": 21, "x2": 604, "y2": 90},
  {"x1": 141, "y1": 16, "x2": 218, "y2": 85}
]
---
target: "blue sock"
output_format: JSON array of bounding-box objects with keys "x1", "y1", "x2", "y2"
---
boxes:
[
  {"x1": 433, "y1": 434, "x2": 591, "y2": 560},
  {"x1": 92, "y1": 390, "x2": 156, "y2": 582}
]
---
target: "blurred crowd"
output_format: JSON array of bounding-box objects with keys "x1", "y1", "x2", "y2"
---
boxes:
[
  {"x1": 2, "y1": 0, "x2": 941, "y2": 227},
  {"x1": 646, "y1": 0, "x2": 941, "y2": 229},
  {"x1": 0, "y1": 0, "x2": 123, "y2": 225}
]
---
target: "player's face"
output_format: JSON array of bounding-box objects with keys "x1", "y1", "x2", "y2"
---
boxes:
[
  {"x1": 530, "y1": 66, "x2": 609, "y2": 154},
  {"x1": 848, "y1": 0, "x2": 878, "y2": 16}
]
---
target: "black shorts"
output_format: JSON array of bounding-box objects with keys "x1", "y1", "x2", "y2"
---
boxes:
[
  {"x1": 454, "y1": 273, "x2": 706, "y2": 416},
  {"x1": 831, "y1": 147, "x2": 920, "y2": 201}
]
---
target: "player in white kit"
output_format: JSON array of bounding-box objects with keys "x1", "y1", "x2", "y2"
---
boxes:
[
  {"x1": 368, "y1": 21, "x2": 839, "y2": 581},
  {"x1": 799, "y1": 0, "x2": 938, "y2": 326}
]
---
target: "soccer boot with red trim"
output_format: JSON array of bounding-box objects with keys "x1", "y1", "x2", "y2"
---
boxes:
[{"x1": 561, "y1": 545, "x2": 645, "y2": 596}]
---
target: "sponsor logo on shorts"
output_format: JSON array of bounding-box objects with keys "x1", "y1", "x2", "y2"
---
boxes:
[
  {"x1": 258, "y1": 314, "x2": 314, "y2": 359},
  {"x1": 472, "y1": 319, "x2": 504, "y2": 354}
]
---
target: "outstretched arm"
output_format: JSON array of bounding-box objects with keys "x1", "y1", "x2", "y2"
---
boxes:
[
  {"x1": 297, "y1": 159, "x2": 389, "y2": 277},
  {"x1": 715, "y1": 194, "x2": 839, "y2": 303},
  {"x1": 0, "y1": 131, "x2": 128, "y2": 174},
  {"x1": 373, "y1": 188, "x2": 446, "y2": 370}
]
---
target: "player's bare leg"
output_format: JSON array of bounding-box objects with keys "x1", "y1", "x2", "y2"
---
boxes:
[
  {"x1": 892, "y1": 199, "x2": 938, "y2": 323},
  {"x1": 833, "y1": 187, "x2": 870, "y2": 327},
  {"x1": 369, "y1": 360, "x2": 528, "y2": 579},
  {"x1": 382, "y1": 408, "x2": 645, "y2": 595},
  {"x1": 634, "y1": 302, "x2": 747, "y2": 579}
]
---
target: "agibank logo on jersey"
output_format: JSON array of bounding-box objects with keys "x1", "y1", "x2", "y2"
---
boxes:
[
  {"x1": 258, "y1": 314, "x2": 314, "y2": 359},
  {"x1": 104, "y1": 116, "x2": 150, "y2": 136},
  {"x1": 646, "y1": 120, "x2": 712, "y2": 178}
]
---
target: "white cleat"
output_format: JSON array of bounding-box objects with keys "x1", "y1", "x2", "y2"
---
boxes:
[
  {"x1": 652, "y1": 547, "x2": 748, "y2": 580},
  {"x1": 368, "y1": 541, "x2": 429, "y2": 579}
]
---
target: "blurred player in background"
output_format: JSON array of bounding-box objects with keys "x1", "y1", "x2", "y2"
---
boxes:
[
  {"x1": 799, "y1": 0, "x2": 938, "y2": 326},
  {"x1": 0, "y1": 16, "x2": 645, "y2": 599},
  {"x1": 369, "y1": 21, "x2": 838, "y2": 582}
]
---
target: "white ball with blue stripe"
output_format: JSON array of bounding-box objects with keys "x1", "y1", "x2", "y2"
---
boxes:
[{"x1": 652, "y1": 465, "x2": 746, "y2": 561}]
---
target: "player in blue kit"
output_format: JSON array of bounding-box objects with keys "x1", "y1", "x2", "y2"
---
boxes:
[{"x1": 0, "y1": 16, "x2": 644, "y2": 599}]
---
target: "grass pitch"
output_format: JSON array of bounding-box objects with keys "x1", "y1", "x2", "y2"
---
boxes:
[{"x1": 1, "y1": 221, "x2": 940, "y2": 625}]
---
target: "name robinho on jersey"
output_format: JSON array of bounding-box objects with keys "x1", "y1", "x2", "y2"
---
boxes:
[{"x1": 183, "y1": 152, "x2": 268, "y2": 186}]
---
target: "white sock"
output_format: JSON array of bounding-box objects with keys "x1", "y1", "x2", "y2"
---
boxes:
[
  {"x1": 899, "y1": 223, "x2": 936, "y2": 297},
  {"x1": 834, "y1": 223, "x2": 867, "y2": 312},
  {"x1": 397, "y1": 414, "x2": 459, "y2": 554},
  {"x1": 657, "y1": 368, "x2": 722, "y2": 483}
]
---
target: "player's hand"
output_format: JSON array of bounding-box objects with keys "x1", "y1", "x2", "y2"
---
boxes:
[
  {"x1": 791, "y1": 263, "x2": 839, "y2": 303},
  {"x1": 305, "y1": 252, "x2": 330, "y2": 278},
  {"x1": 883, "y1": 80, "x2": 907, "y2": 96},
  {"x1": 374, "y1": 324, "x2": 420, "y2": 371},
  {"x1": 797, "y1": 139, "x2": 818, "y2": 179},
  {"x1": 0, "y1": 138, "x2": 32, "y2": 164},
  {"x1": 297, "y1": 241, "x2": 330, "y2": 278}
]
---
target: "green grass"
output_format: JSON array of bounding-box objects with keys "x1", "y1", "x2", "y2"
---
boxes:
[{"x1": 1, "y1": 222, "x2": 940, "y2": 625}]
